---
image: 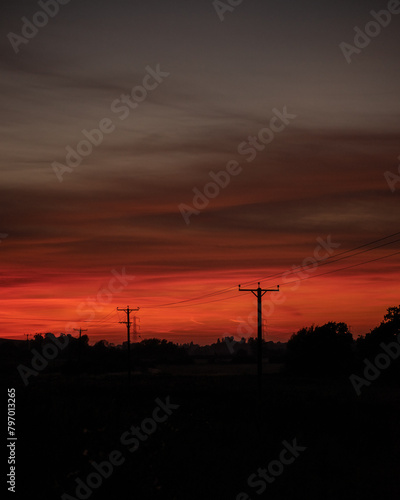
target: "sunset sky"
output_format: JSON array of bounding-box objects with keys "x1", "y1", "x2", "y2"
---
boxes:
[{"x1": 1, "y1": 0, "x2": 399, "y2": 344}]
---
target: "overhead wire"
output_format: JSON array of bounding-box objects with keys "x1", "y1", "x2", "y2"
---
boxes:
[
  {"x1": 143, "y1": 231, "x2": 400, "y2": 309},
  {"x1": 149, "y1": 249, "x2": 400, "y2": 308}
]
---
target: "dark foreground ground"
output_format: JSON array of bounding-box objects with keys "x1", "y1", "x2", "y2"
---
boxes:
[{"x1": 4, "y1": 364, "x2": 400, "y2": 500}]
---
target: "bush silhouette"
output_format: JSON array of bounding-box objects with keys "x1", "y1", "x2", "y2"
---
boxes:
[
  {"x1": 287, "y1": 321, "x2": 354, "y2": 375},
  {"x1": 356, "y1": 305, "x2": 400, "y2": 361}
]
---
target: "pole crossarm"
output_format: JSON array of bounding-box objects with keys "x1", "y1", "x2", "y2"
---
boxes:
[
  {"x1": 238, "y1": 283, "x2": 280, "y2": 293},
  {"x1": 117, "y1": 307, "x2": 139, "y2": 325}
]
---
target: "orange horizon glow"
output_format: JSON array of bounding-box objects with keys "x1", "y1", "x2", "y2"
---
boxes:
[
  {"x1": 1, "y1": 255, "x2": 399, "y2": 345},
  {"x1": 1, "y1": 2, "x2": 399, "y2": 346}
]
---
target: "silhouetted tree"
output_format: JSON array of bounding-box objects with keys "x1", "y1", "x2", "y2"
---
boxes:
[
  {"x1": 383, "y1": 306, "x2": 400, "y2": 327},
  {"x1": 286, "y1": 321, "x2": 354, "y2": 375},
  {"x1": 32, "y1": 333, "x2": 44, "y2": 348},
  {"x1": 356, "y1": 305, "x2": 400, "y2": 360}
]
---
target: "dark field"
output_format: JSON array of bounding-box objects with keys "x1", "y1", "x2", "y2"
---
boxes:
[{"x1": 5, "y1": 365, "x2": 400, "y2": 500}]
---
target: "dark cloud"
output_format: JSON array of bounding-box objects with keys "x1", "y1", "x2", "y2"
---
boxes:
[{"x1": 1, "y1": 0, "x2": 399, "y2": 341}]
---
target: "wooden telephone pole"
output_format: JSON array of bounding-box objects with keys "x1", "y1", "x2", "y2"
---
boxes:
[
  {"x1": 117, "y1": 306, "x2": 140, "y2": 386},
  {"x1": 239, "y1": 282, "x2": 279, "y2": 391},
  {"x1": 73, "y1": 327, "x2": 88, "y2": 367},
  {"x1": 73, "y1": 327, "x2": 88, "y2": 340}
]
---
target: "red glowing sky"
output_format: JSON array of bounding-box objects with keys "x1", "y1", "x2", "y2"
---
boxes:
[{"x1": 1, "y1": 1, "x2": 399, "y2": 344}]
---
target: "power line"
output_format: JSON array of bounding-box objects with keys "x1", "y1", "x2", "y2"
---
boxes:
[
  {"x1": 151, "y1": 284, "x2": 238, "y2": 308},
  {"x1": 85, "y1": 310, "x2": 118, "y2": 324},
  {"x1": 278, "y1": 249, "x2": 400, "y2": 287},
  {"x1": 143, "y1": 232, "x2": 400, "y2": 309},
  {"x1": 1, "y1": 232, "x2": 399, "y2": 324},
  {"x1": 0, "y1": 312, "x2": 120, "y2": 324},
  {"x1": 144, "y1": 248, "x2": 400, "y2": 309},
  {"x1": 256, "y1": 237, "x2": 400, "y2": 289},
  {"x1": 239, "y1": 232, "x2": 400, "y2": 288},
  {"x1": 1, "y1": 244, "x2": 398, "y2": 322}
]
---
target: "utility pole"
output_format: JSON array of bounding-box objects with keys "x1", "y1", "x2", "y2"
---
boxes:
[
  {"x1": 239, "y1": 282, "x2": 279, "y2": 391},
  {"x1": 262, "y1": 319, "x2": 267, "y2": 341},
  {"x1": 73, "y1": 327, "x2": 88, "y2": 367},
  {"x1": 73, "y1": 327, "x2": 88, "y2": 340},
  {"x1": 25, "y1": 334, "x2": 31, "y2": 351},
  {"x1": 117, "y1": 306, "x2": 139, "y2": 386},
  {"x1": 132, "y1": 314, "x2": 140, "y2": 340}
]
